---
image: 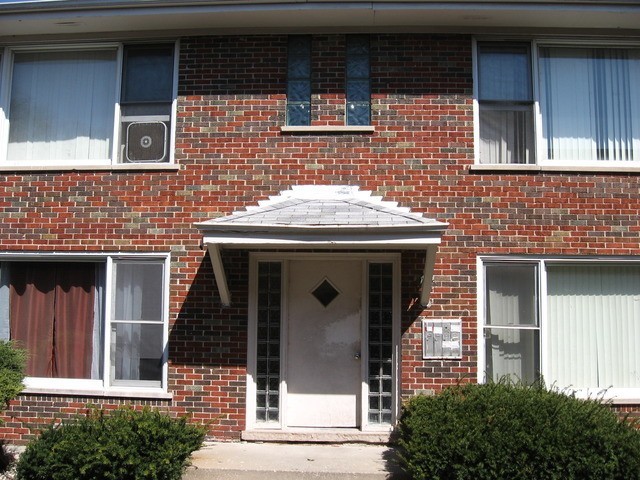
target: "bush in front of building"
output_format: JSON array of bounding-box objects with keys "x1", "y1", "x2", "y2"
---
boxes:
[
  {"x1": 0, "y1": 340, "x2": 26, "y2": 474},
  {"x1": 15, "y1": 407, "x2": 206, "y2": 480},
  {"x1": 0, "y1": 340, "x2": 26, "y2": 410},
  {"x1": 394, "y1": 382, "x2": 640, "y2": 480}
]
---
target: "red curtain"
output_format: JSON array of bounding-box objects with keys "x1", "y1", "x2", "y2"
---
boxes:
[
  {"x1": 10, "y1": 262, "x2": 96, "y2": 379},
  {"x1": 10, "y1": 264, "x2": 55, "y2": 377}
]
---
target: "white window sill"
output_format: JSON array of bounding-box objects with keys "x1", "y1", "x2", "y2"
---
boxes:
[
  {"x1": 600, "y1": 396, "x2": 640, "y2": 405},
  {"x1": 22, "y1": 386, "x2": 172, "y2": 400},
  {"x1": 470, "y1": 164, "x2": 640, "y2": 174},
  {"x1": 480, "y1": 381, "x2": 640, "y2": 405},
  {"x1": 556, "y1": 388, "x2": 640, "y2": 405},
  {"x1": 0, "y1": 163, "x2": 181, "y2": 173},
  {"x1": 280, "y1": 125, "x2": 375, "y2": 134}
]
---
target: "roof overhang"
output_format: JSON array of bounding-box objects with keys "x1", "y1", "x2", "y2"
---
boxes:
[
  {"x1": 198, "y1": 225, "x2": 445, "y2": 308},
  {"x1": 195, "y1": 185, "x2": 447, "y2": 308},
  {"x1": 1, "y1": 1, "x2": 640, "y2": 40},
  {"x1": 198, "y1": 224, "x2": 445, "y2": 249}
]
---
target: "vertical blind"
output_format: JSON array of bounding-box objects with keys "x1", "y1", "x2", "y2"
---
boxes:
[
  {"x1": 8, "y1": 49, "x2": 117, "y2": 162},
  {"x1": 540, "y1": 47, "x2": 640, "y2": 162},
  {"x1": 547, "y1": 265, "x2": 640, "y2": 389}
]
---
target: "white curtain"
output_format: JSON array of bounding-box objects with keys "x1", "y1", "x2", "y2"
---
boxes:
[
  {"x1": 8, "y1": 49, "x2": 117, "y2": 162},
  {"x1": 485, "y1": 265, "x2": 538, "y2": 383},
  {"x1": 0, "y1": 263, "x2": 9, "y2": 341},
  {"x1": 479, "y1": 107, "x2": 534, "y2": 164},
  {"x1": 547, "y1": 265, "x2": 640, "y2": 389},
  {"x1": 540, "y1": 47, "x2": 640, "y2": 162},
  {"x1": 485, "y1": 328, "x2": 538, "y2": 384},
  {"x1": 114, "y1": 261, "x2": 163, "y2": 322},
  {"x1": 111, "y1": 261, "x2": 163, "y2": 384},
  {"x1": 112, "y1": 324, "x2": 142, "y2": 382},
  {"x1": 92, "y1": 265, "x2": 104, "y2": 381}
]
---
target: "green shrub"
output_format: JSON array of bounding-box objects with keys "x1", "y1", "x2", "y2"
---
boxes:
[
  {"x1": 0, "y1": 340, "x2": 26, "y2": 474},
  {"x1": 0, "y1": 340, "x2": 26, "y2": 409},
  {"x1": 16, "y1": 407, "x2": 206, "y2": 480},
  {"x1": 394, "y1": 382, "x2": 640, "y2": 480}
]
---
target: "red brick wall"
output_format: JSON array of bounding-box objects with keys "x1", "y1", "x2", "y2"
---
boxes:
[{"x1": 0, "y1": 33, "x2": 639, "y2": 443}]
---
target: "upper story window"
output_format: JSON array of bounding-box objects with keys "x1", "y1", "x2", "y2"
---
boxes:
[
  {"x1": 477, "y1": 43, "x2": 534, "y2": 164},
  {"x1": 0, "y1": 42, "x2": 176, "y2": 167},
  {"x1": 345, "y1": 35, "x2": 371, "y2": 126},
  {"x1": 120, "y1": 45, "x2": 174, "y2": 163},
  {"x1": 476, "y1": 41, "x2": 640, "y2": 167},
  {"x1": 286, "y1": 35, "x2": 371, "y2": 127},
  {"x1": 286, "y1": 36, "x2": 312, "y2": 126}
]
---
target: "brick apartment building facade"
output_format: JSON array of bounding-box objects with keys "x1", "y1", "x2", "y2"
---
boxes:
[{"x1": 0, "y1": 0, "x2": 639, "y2": 443}]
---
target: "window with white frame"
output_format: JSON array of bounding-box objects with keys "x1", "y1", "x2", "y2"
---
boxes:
[
  {"x1": 481, "y1": 259, "x2": 640, "y2": 398},
  {"x1": 476, "y1": 41, "x2": 640, "y2": 166},
  {"x1": 0, "y1": 42, "x2": 176, "y2": 166},
  {"x1": 0, "y1": 255, "x2": 168, "y2": 391}
]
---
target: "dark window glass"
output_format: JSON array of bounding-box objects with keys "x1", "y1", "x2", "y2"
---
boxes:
[
  {"x1": 346, "y1": 35, "x2": 371, "y2": 126},
  {"x1": 368, "y1": 263, "x2": 393, "y2": 424},
  {"x1": 256, "y1": 262, "x2": 282, "y2": 423},
  {"x1": 286, "y1": 36, "x2": 311, "y2": 126},
  {"x1": 122, "y1": 45, "x2": 174, "y2": 103},
  {"x1": 477, "y1": 43, "x2": 534, "y2": 164}
]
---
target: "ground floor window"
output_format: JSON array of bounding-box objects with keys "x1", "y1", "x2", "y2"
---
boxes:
[
  {"x1": 481, "y1": 258, "x2": 640, "y2": 399},
  {"x1": 0, "y1": 255, "x2": 169, "y2": 392}
]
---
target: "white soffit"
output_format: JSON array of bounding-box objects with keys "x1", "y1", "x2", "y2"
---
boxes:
[
  {"x1": 1, "y1": 1, "x2": 640, "y2": 37},
  {"x1": 196, "y1": 185, "x2": 448, "y2": 307}
]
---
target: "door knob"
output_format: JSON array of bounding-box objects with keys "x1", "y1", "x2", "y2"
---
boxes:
[{"x1": 354, "y1": 352, "x2": 361, "y2": 360}]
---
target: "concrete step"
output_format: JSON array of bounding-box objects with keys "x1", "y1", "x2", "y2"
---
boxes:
[
  {"x1": 184, "y1": 471, "x2": 396, "y2": 480},
  {"x1": 182, "y1": 442, "x2": 409, "y2": 480}
]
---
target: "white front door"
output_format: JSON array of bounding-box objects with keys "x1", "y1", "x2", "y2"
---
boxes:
[{"x1": 286, "y1": 259, "x2": 362, "y2": 428}]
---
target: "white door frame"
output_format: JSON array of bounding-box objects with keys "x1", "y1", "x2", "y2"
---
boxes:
[{"x1": 246, "y1": 252, "x2": 401, "y2": 432}]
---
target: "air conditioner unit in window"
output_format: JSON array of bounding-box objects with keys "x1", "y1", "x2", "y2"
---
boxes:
[{"x1": 125, "y1": 121, "x2": 168, "y2": 162}]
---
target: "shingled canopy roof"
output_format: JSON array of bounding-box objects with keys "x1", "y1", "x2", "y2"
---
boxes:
[{"x1": 196, "y1": 185, "x2": 447, "y2": 306}]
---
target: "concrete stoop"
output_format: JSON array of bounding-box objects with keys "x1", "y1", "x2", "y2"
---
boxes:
[
  {"x1": 184, "y1": 472, "x2": 395, "y2": 480},
  {"x1": 182, "y1": 442, "x2": 409, "y2": 480}
]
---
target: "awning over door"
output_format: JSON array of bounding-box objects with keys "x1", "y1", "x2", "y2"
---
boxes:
[{"x1": 195, "y1": 185, "x2": 447, "y2": 307}]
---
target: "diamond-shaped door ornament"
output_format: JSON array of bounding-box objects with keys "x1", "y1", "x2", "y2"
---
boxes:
[{"x1": 312, "y1": 278, "x2": 340, "y2": 307}]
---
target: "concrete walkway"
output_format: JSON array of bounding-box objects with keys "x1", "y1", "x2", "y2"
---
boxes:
[{"x1": 182, "y1": 442, "x2": 409, "y2": 480}]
